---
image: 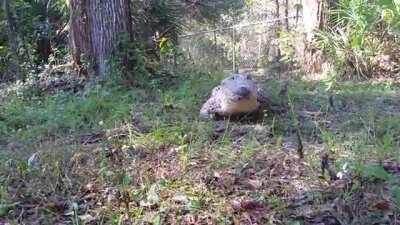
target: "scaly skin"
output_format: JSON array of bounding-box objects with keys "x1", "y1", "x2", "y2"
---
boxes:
[{"x1": 199, "y1": 73, "x2": 268, "y2": 120}]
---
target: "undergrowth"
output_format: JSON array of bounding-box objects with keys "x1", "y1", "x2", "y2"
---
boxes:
[
  {"x1": 316, "y1": 0, "x2": 400, "y2": 80},
  {"x1": 0, "y1": 70, "x2": 400, "y2": 224}
]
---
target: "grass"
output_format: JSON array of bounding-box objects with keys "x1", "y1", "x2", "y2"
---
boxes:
[
  {"x1": 0, "y1": 85, "x2": 134, "y2": 143},
  {"x1": 0, "y1": 69, "x2": 400, "y2": 224}
]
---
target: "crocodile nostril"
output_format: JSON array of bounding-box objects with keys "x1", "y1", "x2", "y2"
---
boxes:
[{"x1": 235, "y1": 86, "x2": 251, "y2": 98}]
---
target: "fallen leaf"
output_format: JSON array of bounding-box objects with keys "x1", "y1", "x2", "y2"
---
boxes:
[
  {"x1": 172, "y1": 194, "x2": 190, "y2": 205},
  {"x1": 244, "y1": 179, "x2": 262, "y2": 189},
  {"x1": 79, "y1": 214, "x2": 96, "y2": 223},
  {"x1": 231, "y1": 199, "x2": 242, "y2": 211},
  {"x1": 241, "y1": 199, "x2": 264, "y2": 210},
  {"x1": 374, "y1": 200, "x2": 391, "y2": 211}
]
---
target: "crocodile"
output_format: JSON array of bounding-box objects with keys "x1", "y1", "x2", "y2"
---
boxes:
[{"x1": 199, "y1": 73, "x2": 270, "y2": 120}]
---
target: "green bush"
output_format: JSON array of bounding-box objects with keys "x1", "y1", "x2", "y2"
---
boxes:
[{"x1": 316, "y1": 0, "x2": 400, "y2": 79}]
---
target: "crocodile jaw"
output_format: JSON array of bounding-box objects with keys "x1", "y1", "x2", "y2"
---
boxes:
[{"x1": 219, "y1": 94, "x2": 259, "y2": 116}]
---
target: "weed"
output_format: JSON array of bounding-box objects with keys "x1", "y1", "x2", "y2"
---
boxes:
[
  {"x1": 71, "y1": 202, "x2": 80, "y2": 225},
  {"x1": 240, "y1": 138, "x2": 259, "y2": 161},
  {"x1": 392, "y1": 186, "x2": 400, "y2": 208}
]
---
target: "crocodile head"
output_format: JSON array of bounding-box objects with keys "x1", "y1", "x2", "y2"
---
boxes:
[
  {"x1": 218, "y1": 73, "x2": 259, "y2": 115},
  {"x1": 199, "y1": 73, "x2": 261, "y2": 119}
]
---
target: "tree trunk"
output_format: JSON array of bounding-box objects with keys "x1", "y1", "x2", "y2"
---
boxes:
[
  {"x1": 284, "y1": 0, "x2": 289, "y2": 30},
  {"x1": 275, "y1": 0, "x2": 280, "y2": 23},
  {"x1": 274, "y1": 0, "x2": 282, "y2": 68},
  {"x1": 36, "y1": 34, "x2": 52, "y2": 63},
  {"x1": 301, "y1": 0, "x2": 333, "y2": 74},
  {"x1": 3, "y1": 0, "x2": 22, "y2": 81},
  {"x1": 69, "y1": 0, "x2": 132, "y2": 79},
  {"x1": 302, "y1": 0, "x2": 332, "y2": 41},
  {"x1": 36, "y1": 0, "x2": 53, "y2": 64}
]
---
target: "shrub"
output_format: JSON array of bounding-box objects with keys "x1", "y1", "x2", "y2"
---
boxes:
[{"x1": 316, "y1": 0, "x2": 400, "y2": 80}]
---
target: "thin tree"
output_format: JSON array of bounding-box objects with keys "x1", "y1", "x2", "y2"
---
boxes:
[
  {"x1": 274, "y1": 0, "x2": 282, "y2": 65},
  {"x1": 284, "y1": 0, "x2": 289, "y2": 30},
  {"x1": 68, "y1": 0, "x2": 132, "y2": 79}
]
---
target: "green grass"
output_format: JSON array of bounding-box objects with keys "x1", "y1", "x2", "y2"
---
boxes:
[
  {"x1": 1, "y1": 71, "x2": 400, "y2": 224},
  {"x1": 0, "y1": 86, "x2": 134, "y2": 143}
]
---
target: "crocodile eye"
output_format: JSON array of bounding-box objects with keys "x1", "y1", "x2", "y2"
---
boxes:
[
  {"x1": 246, "y1": 74, "x2": 251, "y2": 80},
  {"x1": 231, "y1": 76, "x2": 235, "y2": 80}
]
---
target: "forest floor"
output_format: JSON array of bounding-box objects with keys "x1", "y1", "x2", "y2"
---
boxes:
[{"x1": 0, "y1": 68, "x2": 400, "y2": 225}]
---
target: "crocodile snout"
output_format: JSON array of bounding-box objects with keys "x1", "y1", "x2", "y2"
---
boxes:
[{"x1": 233, "y1": 86, "x2": 251, "y2": 99}]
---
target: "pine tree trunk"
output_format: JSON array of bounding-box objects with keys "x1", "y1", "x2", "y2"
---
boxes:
[
  {"x1": 69, "y1": 0, "x2": 132, "y2": 79},
  {"x1": 3, "y1": 0, "x2": 21, "y2": 81}
]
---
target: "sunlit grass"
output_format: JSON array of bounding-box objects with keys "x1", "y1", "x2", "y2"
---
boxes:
[{"x1": 1, "y1": 71, "x2": 400, "y2": 223}]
